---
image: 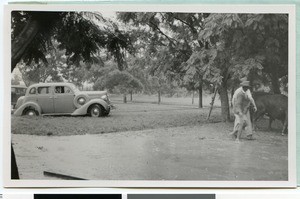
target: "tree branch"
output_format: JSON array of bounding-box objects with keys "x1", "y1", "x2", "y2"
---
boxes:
[
  {"x1": 11, "y1": 18, "x2": 40, "y2": 72},
  {"x1": 147, "y1": 21, "x2": 177, "y2": 46}
]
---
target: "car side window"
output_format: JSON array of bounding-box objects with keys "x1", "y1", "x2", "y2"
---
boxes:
[
  {"x1": 55, "y1": 86, "x2": 73, "y2": 94},
  {"x1": 29, "y1": 87, "x2": 36, "y2": 94},
  {"x1": 37, "y1": 87, "x2": 49, "y2": 94},
  {"x1": 55, "y1": 86, "x2": 64, "y2": 94}
]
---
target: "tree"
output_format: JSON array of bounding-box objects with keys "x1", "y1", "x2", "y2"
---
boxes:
[
  {"x1": 11, "y1": 73, "x2": 21, "y2": 85},
  {"x1": 11, "y1": 11, "x2": 133, "y2": 72},
  {"x1": 94, "y1": 70, "x2": 144, "y2": 103},
  {"x1": 147, "y1": 75, "x2": 169, "y2": 104},
  {"x1": 187, "y1": 14, "x2": 259, "y2": 121},
  {"x1": 60, "y1": 63, "x2": 87, "y2": 89},
  {"x1": 84, "y1": 58, "x2": 117, "y2": 84},
  {"x1": 243, "y1": 14, "x2": 288, "y2": 94},
  {"x1": 117, "y1": 12, "x2": 288, "y2": 121},
  {"x1": 117, "y1": 12, "x2": 208, "y2": 105},
  {"x1": 18, "y1": 61, "x2": 62, "y2": 86},
  {"x1": 17, "y1": 42, "x2": 66, "y2": 86},
  {"x1": 187, "y1": 13, "x2": 287, "y2": 121}
]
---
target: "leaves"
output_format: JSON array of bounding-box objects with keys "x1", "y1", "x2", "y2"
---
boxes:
[
  {"x1": 13, "y1": 11, "x2": 288, "y2": 97},
  {"x1": 11, "y1": 11, "x2": 134, "y2": 71}
]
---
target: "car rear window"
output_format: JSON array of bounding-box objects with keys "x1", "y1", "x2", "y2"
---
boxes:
[
  {"x1": 29, "y1": 87, "x2": 36, "y2": 94},
  {"x1": 38, "y1": 87, "x2": 50, "y2": 94}
]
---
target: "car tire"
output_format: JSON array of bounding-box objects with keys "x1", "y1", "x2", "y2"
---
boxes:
[
  {"x1": 23, "y1": 108, "x2": 38, "y2": 116},
  {"x1": 89, "y1": 104, "x2": 103, "y2": 117}
]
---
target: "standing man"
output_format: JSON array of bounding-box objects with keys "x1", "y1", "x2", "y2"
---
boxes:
[{"x1": 231, "y1": 80, "x2": 257, "y2": 141}]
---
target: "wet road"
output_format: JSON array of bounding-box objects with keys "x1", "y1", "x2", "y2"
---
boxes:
[{"x1": 12, "y1": 123, "x2": 288, "y2": 181}]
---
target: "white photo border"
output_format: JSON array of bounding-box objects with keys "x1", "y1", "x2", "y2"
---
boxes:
[{"x1": 3, "y1": 3, "x2": 297, "y2": 188}]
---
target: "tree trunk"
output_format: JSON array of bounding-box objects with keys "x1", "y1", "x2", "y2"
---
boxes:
[
  {"x1": 192, "y1": 90, "x2": 194, "y2": 104},
  {"x1": 218, "y1": 81, "x2": 230, "y2": 122},
  {"x1": 230, "y1": 87, "x2": 235, "y2": 108},
  {"x1": 130, "y1": 91, "x2": 133, "y2": 101},
  {"x1": 198, "y1": 82, "x2": 203, "y2": 108},
  {"x1": 11, "y1": 18, "x2": 40, "y2": 72},
  {"x1": 123, "y1": 94, "x2": 127, "y2": 103},
  {"x1": 158, "y1": 90, "x2": 161, "y2": 104},
  {"x1": 270, "y1": 72, "x2": 281, "y2": 94}
]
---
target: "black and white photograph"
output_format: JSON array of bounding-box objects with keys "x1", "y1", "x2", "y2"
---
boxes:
[{"x1": 3, "y1": 4, "x2": 296, "y2": 187}]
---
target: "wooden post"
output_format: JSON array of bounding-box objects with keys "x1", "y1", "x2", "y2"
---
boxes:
[{"x1": 207, "y1": 87, "x2": 218, "y2": 120}]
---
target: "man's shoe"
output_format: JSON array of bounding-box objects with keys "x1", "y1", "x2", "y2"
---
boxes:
[
  {"x1": 246, "y1": 134, "x2": 256, "y2": 140},
  {"x1": 229, "y1": 131, "x2": 237, "y2": 140}
]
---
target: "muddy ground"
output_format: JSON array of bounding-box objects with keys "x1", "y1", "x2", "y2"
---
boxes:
[{"x1": 11, "y1": 98, "x2": 288, "y2": 181}]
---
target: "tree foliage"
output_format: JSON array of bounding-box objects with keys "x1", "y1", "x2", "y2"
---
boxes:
[
  {"x1": 11, "y1": 11, "x2": 133, "y2": 72},
  {"x1": 117, "y1": 12, "x2": 288, "y2": 121},
  {"x1": 11, "y1": 74, "x2": 22, "y2": 85},
  {"x1": 93, "y1": 70, "x2": 144, "y2": 94},
  {"x1": 12, "y1": 11, "x2": 288, "y2": 121}
]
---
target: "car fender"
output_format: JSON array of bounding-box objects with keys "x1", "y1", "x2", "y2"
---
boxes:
[
  {"x1": 14, "y1": 96, "x2": 25, "y2": 109},
  {"x1": 14, "y1": 101, "x2": 42, "y2": 116},
  {"x1": 71, "y1": 99, "x2": 109, "y2": 115}
]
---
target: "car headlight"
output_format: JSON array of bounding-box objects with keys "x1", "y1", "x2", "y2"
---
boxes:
[{"x1": 77, "y1": 97, "x2": 86, "y2": 105}]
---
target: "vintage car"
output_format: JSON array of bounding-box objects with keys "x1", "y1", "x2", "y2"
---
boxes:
[
  {"x1": 14, "y1": 82, "x2": 111, "y2": 117},
  {"x1": 11, "y1": 85, "x2": 27, "y2": 109}
]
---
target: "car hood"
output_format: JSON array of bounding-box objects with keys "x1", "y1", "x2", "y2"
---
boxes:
[{"x1": 80, "y1": 91, "x2": 107, "y2": 97}]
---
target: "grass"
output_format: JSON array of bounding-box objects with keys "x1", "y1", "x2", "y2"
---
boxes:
[
  {"x1": 11, "y1": 94, "x2": 284, "y2": 136},
  {"x1": 109, "y1": 93, "x2": 222, "y2": 107},
  {"x1": 11, "y1": 97, "x2": 223, "y2": 136}
]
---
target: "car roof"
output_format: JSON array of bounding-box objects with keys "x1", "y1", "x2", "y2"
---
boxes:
[
  {"x1": 29, "y1": 82, "x2": 75, "y2": 87},
  {"x1": 11, "y1": 85, "x2": 27, "y2": 88}
]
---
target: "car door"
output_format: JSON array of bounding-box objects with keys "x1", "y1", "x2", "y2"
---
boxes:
[
  {"x1": 36, "y1": 86, "x2": 55, "y2": 114},
  {"x1": 53, "y1": 85, "x2": 76, "y2": 113}
]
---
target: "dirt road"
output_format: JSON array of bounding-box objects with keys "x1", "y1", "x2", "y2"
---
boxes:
[{"x1": 12, "y1": 122, "x2": 288, "y2": 181}]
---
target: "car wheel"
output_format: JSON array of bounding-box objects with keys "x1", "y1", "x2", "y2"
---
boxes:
[
  {"x1": 89, "y1": 104, "x2": 103, "y2": 117},
  {"x1": 24, "y1": 108, "x2": 38, "y2": 116}
]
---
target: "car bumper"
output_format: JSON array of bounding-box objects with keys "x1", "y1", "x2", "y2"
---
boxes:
[{"x1": 109, "y1": 104, "x2": 116, "y2": 110}]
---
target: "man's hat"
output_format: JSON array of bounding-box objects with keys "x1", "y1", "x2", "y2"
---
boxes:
[{"x1": 240, "y1": 81, "x2": 251, "y2": 87}]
